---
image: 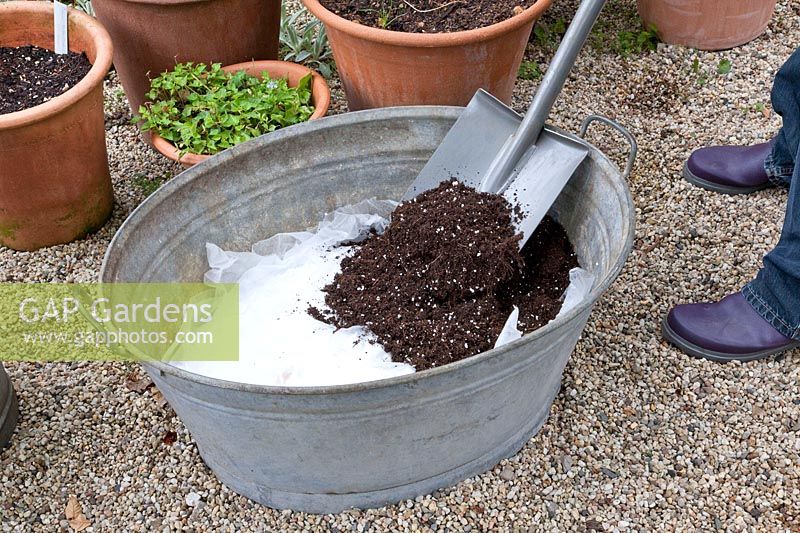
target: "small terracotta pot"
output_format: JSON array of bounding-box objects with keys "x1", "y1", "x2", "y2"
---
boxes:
[
  {"x1": 303, "y1": 0, "x2": 552, "y2": 110},
  {"x1": 636, "y1": 0, "x2": 777, "y2": 51},
  {"x1": 92, "y1": 0, "x2": 281, "y2": 114},
  {"x1": 0, "y1": 2, "x2": 114, "y2": 251},
  {"x1": 150, "y1": 61, "x2": 331, "y2": 167}
]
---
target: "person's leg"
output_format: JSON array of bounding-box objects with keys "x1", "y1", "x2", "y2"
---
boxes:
[
  {"x1": 743, "y1": 141, "x2": 800, "y2": 341},
  {"x1": 741, "y1": 46, "x2": 800, "y2": 340},
  {"x1": 766, "y1": 47, "x2": 800, "y2": 186},
  {"x1": 664, "y1": 49, "x2": 800, "y2": 361}
]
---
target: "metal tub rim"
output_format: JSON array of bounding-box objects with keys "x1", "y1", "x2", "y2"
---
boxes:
[
  {"x1": 101, "y1": 105, "x2": 635, "y2": 395},
  {"x1": 0, "y1": 363, "x2": 18, "y2": 448}
]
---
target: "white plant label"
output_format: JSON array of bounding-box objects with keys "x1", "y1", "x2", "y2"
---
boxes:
[{"x1": 54, "y1": 1, "x2": 68, "y2": 55}]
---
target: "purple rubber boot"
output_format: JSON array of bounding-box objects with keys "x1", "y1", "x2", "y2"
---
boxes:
[
  {"x1": 683, "y1": 140, "x2": 774, "y2": 195},
  {"x1": 663, "y1": 292, "x2": 800, "y2": 362}
]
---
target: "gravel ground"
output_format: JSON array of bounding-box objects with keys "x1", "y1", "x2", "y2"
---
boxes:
[{"x1": 2, "y1": 0, "x2": 800, "y2": 530}]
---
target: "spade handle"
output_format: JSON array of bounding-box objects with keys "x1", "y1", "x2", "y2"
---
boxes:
[{"x1": 479, "y1": 0, "x2": 607, "y2": 193}]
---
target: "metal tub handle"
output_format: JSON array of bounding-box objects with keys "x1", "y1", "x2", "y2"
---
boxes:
[{"x1": 579, "y1": 115, "x2": 638, "y2": 179}]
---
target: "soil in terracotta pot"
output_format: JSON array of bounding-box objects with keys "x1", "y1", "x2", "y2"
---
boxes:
[
  {"x1": 320, "y1": 0, "x2": 538, "y2": 33},
  {"x1": 0, "y1": 45, "x2": 92, "y2": 115},
  {"x1": 311, "y1": 181, "x2": 578, "y2": 370}
]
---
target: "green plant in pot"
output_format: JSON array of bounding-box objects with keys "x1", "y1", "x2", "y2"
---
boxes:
[
  {"x1": 280, "y1": 5, "x2": 335, "y2": 78},
  {"x1": 136, "y1": 61, "x2": 331, "y2": 167}
]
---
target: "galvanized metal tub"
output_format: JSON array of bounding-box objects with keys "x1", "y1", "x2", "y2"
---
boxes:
[
  {"x1": 101, "y1": 107, "x2": 635, "y2": 513},
  {"x1": 0, "y1": 363, "x2": 19, "y2": 448}
]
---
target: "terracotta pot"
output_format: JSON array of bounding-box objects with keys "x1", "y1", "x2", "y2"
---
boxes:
[
  {"x1": 150, "y1": 61, "x2": 332, "y2": 167},
  {"x1": 303, "y1": 0, "x2": 553, "y2": 110},
  {"x1": 636, "y1": 0, "x2": 777, "y2": 50},
  {"x1": 0, "y1": 2, "x2": 114, "y2": 251},
  {"x1": 92, "y1": 0, "x2": 281, "y2": 114}
]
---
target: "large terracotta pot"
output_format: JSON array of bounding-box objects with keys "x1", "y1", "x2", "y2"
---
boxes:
[
  {"x1": 93, "y1": 0, "x2": 282, "y2": 114},
  {"x1": 0, "y1": 2, "x2": 114, "y2": 251},
  {"x1": 303, "y1": 0, "x2": 553, "y2": 110},
  {"x1": 0, "y1": 363, "x2": 17, "y2": 448},
  {"x1": 150, "y1": 61, "x2": 331, "y2": 167},
  {"x1": 636, "y1": 0, "x2": 777, "y2": 51}
]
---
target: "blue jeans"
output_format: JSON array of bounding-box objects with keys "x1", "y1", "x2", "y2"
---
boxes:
[{"x1": 743, "y1": 47, "x2": 800, "y2": 340}]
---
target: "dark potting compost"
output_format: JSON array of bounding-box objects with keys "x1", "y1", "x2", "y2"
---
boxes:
[
  {"x1": 313, "y1": 181, "x2": 578, "y2": 370},
  {"x1": 319, "y1": 0, "x2": 538, "y2": 33},
  {"x1": 0, "y1": 45, "x2": 92, "y2": 115}
]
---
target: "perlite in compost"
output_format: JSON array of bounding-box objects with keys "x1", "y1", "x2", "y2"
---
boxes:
[
  {"x1": 313, "y1": 181, "x2": 579, "y2": 370},
  {"x1": 0, "y1": 45, "x2": 92, "y2": 114}
]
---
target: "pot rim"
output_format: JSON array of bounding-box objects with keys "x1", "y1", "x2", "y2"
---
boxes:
[
  {"x1": 148, "y1": 60, "x2": 332, "y2": 165},
  {"x1": 102, "y1": 107, "x2": 635, "y2": 397},
  {"x1": 0, "y1": 1, "x2": 113, "y2": 130},
  {"x1": 302, "y1": 0, "x2": 553, "y2": 47}
]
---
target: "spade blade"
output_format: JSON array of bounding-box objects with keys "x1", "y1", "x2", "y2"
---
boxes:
[
  {"x1": 502, "y1": 130, "x2": 588, "y2": 245},
  {"x1": 403, "y1": 89, "x2": 589, "y2": 248},
  {"x1": 402, "y1": 90, "x2": 521, "y2": 200}
]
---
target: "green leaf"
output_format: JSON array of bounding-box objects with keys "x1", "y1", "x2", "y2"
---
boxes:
[
  {"x1": 297, "y1": 73, "x2": 312, "y2": 93},
  {"x1": 718, "y1": 59, "x2": 732, "y2": 75}
]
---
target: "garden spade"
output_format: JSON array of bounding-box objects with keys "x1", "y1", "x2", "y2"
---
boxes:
[{"x1": 403, "y1": 0, "x2": 607, "y2": 247}]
